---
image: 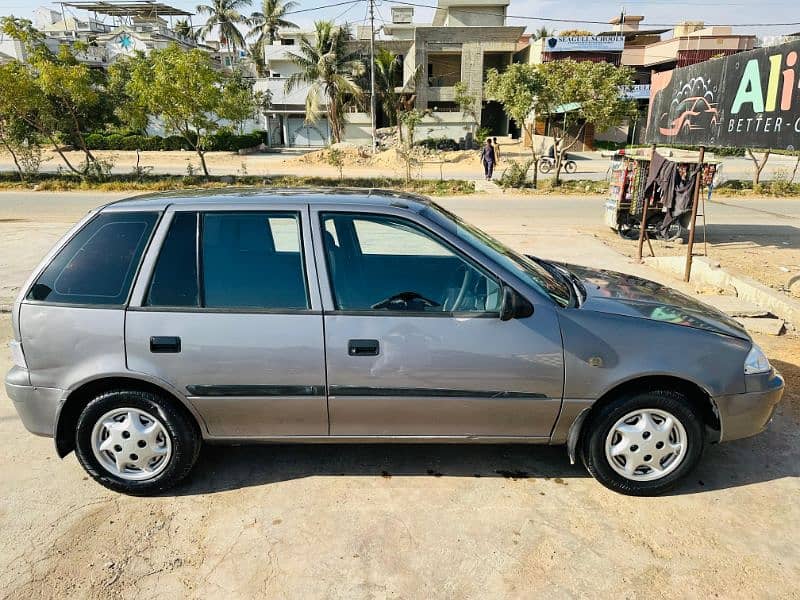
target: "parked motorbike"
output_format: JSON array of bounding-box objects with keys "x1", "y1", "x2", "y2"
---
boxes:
[{"x1": 538, "y1": 156, "x2": 577, "y2": 174}]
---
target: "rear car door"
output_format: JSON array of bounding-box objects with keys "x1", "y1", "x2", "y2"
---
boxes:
[
  {"x1": 126, "y1": 205, "x2": 327, "y2": 437},
  {"x1": 312, "y1": 206, "x2": 564, "y2": 439}
]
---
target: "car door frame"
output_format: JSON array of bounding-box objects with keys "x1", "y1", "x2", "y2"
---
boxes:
[
  {"x1": 309, "y1": 201, "x2": 566, "y2": 440},
  {"x1": 126, "y1": 201, "x2": 328, "y2": 439}
]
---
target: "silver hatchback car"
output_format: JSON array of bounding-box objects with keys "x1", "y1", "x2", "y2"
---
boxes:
[{"x1": 5, "y1": 189, "x2": 785, "y2": 496}]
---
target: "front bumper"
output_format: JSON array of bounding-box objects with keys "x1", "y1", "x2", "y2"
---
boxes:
[
  {"x1": 5, "y1": 366, "x2": 62, "y2": 437},
  {"x1": 715, "y1": 369, "x2": 785, "y2": 442}
]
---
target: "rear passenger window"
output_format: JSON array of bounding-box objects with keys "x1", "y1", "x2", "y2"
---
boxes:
[
  {"x1": 201, "y1": 212, "x2": 309, "y2": 309},
  {"x1": 28, "y1": 212, "x2": 157, "y2": 305},
  {"x1": 146, "y1": 212, "x2": 198, "y2": 307}
]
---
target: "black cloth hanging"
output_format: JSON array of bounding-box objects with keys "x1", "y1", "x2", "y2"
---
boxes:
[{"x1": 643, "y1": 152, "x2": 699, "y2": 235}]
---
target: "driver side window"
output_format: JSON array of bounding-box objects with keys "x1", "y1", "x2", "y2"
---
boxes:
[{"x1": 321, "y1": 213, "x2": 501, "y2": 313}]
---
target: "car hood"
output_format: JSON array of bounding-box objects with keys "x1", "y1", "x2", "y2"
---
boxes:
[{"x1": 563, "y1": 263, "x2": 750, "y2": 340}]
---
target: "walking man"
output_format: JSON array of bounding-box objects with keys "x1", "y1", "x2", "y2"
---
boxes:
[{"x1": 481, "y1": 139, "x2": 497, "y2": 180}]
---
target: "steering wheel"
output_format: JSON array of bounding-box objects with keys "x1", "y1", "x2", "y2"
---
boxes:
[{"x1": 371, "y1": 291, "x2": 442, "y2": 310}]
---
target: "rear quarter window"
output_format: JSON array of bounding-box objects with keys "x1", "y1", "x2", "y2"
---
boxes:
[{"x1": 27, "y1": 211, "x2": 158, "y2": 306}]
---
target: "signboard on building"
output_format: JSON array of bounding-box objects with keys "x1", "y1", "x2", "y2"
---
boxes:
[
  {"x1": 646, "y1": 39, "x2": 800, "y2": 149},
  {"x1": 622, "y1": 84, "x2": 651, "y2": 100},
  {"x1": 544, "y1": 36, "x2": 624, "y2": 53}
]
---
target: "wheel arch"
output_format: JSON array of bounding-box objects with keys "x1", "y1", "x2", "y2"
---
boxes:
[
  {"x1": 55, "y1": 375, "x2": 205, "y2": 458},
  {"x1": 566, "y1": 374, "x2": 721, "y2": 464}
]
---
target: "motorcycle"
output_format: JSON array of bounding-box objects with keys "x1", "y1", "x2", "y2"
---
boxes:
[{"x1": 538, "y1": 156, "x2": 577, "y2": 174}]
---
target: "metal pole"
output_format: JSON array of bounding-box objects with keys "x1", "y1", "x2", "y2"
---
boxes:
[
  {"x1": 636, "y1": 143, "x2": 657, "y2": 261},
  {"x1": 684, "y1": 146, "x2": 706, "y2": 282},
  {"x1": 369, "y1": 0, "x2": 377, "y2": 153}
]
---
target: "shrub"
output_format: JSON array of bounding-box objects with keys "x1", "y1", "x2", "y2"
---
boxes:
[
  {"x1": 85, "y1": 133, "x2": 107, "y2": 150},
  {"x1": 415, "y1": 137, "x2": 460, "y2": 151},
  {"x1": 499, "y1": 159, "x2": 534, "y2": 189}
]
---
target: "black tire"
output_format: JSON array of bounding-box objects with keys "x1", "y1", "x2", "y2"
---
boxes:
[
  {"x1": 580, "y1": 389, "x2": 704, "y2": 496},
  {"x1": 75, "y1": 389, "x2": 201, "y2": 495},
  {"x1": 564, "y1": 160, "x2": 577, "y2": 174},
  {"x1": 538, "y1": 160, "x2": 552, "y2": 174}
]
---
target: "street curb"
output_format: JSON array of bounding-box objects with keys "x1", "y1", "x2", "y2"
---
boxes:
[{"x1": 643, "y1": 256, "x2": 800, "y2": 326}]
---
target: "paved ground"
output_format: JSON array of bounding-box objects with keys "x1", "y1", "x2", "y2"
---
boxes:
[
  {"x1": 2, "y1": 148, "x2": 797, "y2": 183},
  {"x1": 0, "y1": 191, "x2": 798, "y2": 598}
]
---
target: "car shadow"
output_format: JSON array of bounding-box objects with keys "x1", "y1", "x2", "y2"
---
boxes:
[
  {"x1": 170, "y1": 443, "x2": 589, "y2": 496},
  {"x1": 168, "y1": 418, "x2": 798, "y2": 498}
]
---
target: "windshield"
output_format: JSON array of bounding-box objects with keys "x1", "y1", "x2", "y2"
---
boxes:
[{"x1": 423, "y1": 203, "x2": 572, "y2": 307}]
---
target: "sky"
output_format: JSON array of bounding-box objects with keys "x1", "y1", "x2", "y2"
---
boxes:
[{"x1": 1, "y1": 0, "x2": 799, "y2": 39}]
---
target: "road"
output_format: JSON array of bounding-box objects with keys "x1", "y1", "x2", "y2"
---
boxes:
[
  {"x1": 1, "y1": 149, "x2": 797, "y2": 182},
  {"x1": 0, "y1": 190, "x2": 798, "y2": 598}
]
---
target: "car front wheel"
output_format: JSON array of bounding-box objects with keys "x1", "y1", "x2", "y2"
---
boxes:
[
  {"x1": 75, "y1": 389, "x2": 201, "y2": 495},
  {"x1": 580, "y1": 389, "x2": 704, "y2": 496}
]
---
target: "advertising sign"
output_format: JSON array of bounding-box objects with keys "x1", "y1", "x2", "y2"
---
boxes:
[
  {"x1": 544, "y1": 36, "x2": 625, "y2": 53},
  {"x1": 646, "y1": 39, "x2": 800, "y2": 149}
]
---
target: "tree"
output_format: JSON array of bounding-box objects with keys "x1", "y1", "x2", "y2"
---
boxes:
[
  {"x1": 484, "y1": 63, "x2": 544, "y2": 188},
  {"x1": 285, "y1": 21, "x2": 364, "y2": 144},
  {"x1": 535, "y1": 59, "x2": 635, "y2": 185},
  {"x1": 196, "y1": 0, "x2": 251, "y2": 56},
  {"x1": 173, "y1": 18, "x2": 197, "y2": 40},
  {"x1": 374, "y1": 47, "x2": 400, "y2": 126},
  {"x1": 247, "y1": 0, "x2": 298, "y2": 67},
  {"x1": 532, "y1": 26, "x2": 554, "y2": 40},
  {"x1": 124, "y1": 44, "x2": 257, "y2": 176},
  {"x1": 0, "y1": 17, "x2": 112, "y2": 175},
  {"x1": 746, "y1": 148, "x2": 771, "y2": 187}
]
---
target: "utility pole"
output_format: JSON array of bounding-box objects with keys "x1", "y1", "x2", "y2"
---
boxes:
[{"x1": 369, "y1": 0, "x2": 377, "y2": 152}]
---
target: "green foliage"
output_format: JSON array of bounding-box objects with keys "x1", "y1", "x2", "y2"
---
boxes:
[
  {"x1": 123, "y1": 44, "x2": 257, "y2": 175},
  {"x1": 0, "y1": 172, "x2": 475, "y2": 196},
  {"x1": 247, "y1": 0, "x2": 299, "y2": 76},
  {"x1": 499, "y1": 159, "x2": 534, "y2": 189},
  {"x1": 374, "y1": 48, "x2": 401, "y2": 126},
  {"x1": 453, "y1": 82, "x2": 477, "y2": 121},
  {"x1": 326, "y1": 147, "x2": 345, "y2": 180},
  {"x1": 415, "y1": 138, "x2": 460, "y2": 151},
  {"x1": 475, "y1": 127, "x2": 492, "y2": 145},
  {"x1": 285, "y1": 21, "x2": 364, "y2": 143},
  {"x1": 196, "y1": 0, "x2": 251, "y2": 52},
  {"x1": 83, "y1": 131, "x2": 266, "y2": 151}
]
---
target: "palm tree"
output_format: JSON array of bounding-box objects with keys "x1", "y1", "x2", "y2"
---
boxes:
[
  {"x1": 173, "y1": 18, "x2": 196, "y2": 41},
  {"x1": 532, "y1": 26, "x2": 554, "y2": 40},
  {"x1": 285, "y1": 21, "x2": 365, "y2": 143},
  {"x1": 196, "y1": 0, "x2": 251, "y2": 57},
  {"x1": 374, "y1": 47, "x2": 400, "y2": 126},
  {"x1": 248, "y1": 0, "x2": 298, "y2": 48}
]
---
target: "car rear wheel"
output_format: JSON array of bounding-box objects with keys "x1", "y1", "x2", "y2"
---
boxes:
[
  {"x1": 75, "y1": 390, "x2": 201, "y2": 495},
  {"x1": 580, "y1": 389, "x2": 704, "y2": 496}
]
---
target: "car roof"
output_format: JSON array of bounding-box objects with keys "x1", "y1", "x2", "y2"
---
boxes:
[{"x1": 100, "y1": 187, "x2": 433, "y2": 213}]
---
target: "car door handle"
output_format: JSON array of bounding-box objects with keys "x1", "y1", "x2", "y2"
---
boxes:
[
  {"x1": 150, "y1": 336, "x2": 181, "y2": 353},
  {"x1": 348, "y1": 339, "x2": 379, "y2": 356}
]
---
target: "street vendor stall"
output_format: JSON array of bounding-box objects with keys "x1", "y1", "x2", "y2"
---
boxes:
[{"x1": 605, "y1": 151, "x2": 718, "y2": 241}]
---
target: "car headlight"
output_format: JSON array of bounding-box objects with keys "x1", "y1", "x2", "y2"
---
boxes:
[{"x1": 744, "y1": 343, "x2": 771, "y2": 375}]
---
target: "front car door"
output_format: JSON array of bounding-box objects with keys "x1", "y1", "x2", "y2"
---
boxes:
[
  {"x1": 126, "y1": 204, "x2": 327, "y2": 438},
  {"x1": 311, "y1": 204, "x2": 565, "y2": 439}
]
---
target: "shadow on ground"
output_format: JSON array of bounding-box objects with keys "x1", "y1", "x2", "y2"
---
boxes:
[
  {"x1": 703, "y1": 224, "x2": 800, "y2": 250},
  {"x1": 171, "y1": 389, "x2": 798, "y2": 498}
]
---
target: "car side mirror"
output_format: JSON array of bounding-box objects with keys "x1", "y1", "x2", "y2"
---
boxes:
[{"x1": 499, "y1": 285, "x2": 534, "y2": 321}]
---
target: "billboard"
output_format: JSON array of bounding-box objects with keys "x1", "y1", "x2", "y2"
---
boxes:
[
  {"x1": 646, "y1": 39, "x2": 800, "y2": 149},
  {"x1": 544, "y1": 36, "x2": 625, "y2": 53}
]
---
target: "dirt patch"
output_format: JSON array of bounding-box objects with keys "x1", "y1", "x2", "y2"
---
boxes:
[{"x1": 594, "y1": 227, "x2": 800, "y2": 299}]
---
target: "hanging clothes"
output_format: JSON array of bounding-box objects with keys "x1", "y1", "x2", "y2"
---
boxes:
[{"x1": 643, "y1": 151, "x2": 699, "y2": 235}]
